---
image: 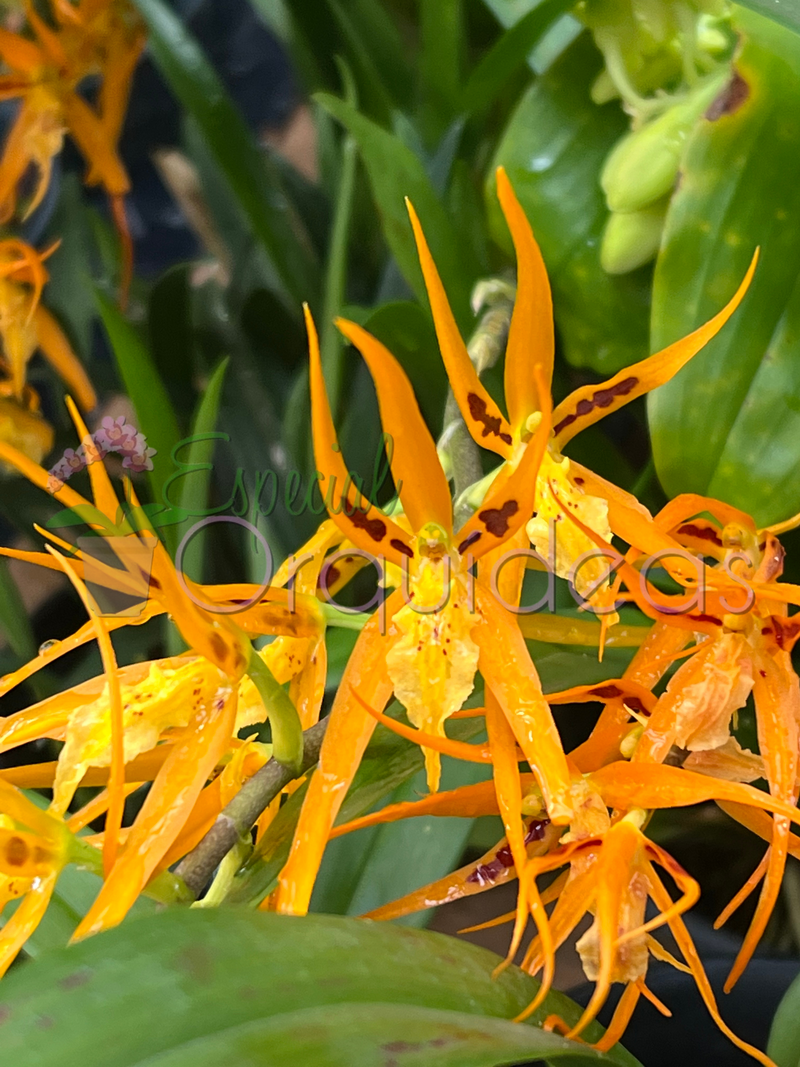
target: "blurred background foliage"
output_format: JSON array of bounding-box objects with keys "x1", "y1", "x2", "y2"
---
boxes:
[{"x1": 2, "y1": 0, "x2": 800, "y2": 1021}]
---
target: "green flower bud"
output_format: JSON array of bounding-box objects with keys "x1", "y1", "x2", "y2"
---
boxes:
[
  {"x1": 600, "y1": 199, "x2": 668, "y2": 275},
  {"x1": 600, "y1": 73, "x2": 725, "y2": 213}
]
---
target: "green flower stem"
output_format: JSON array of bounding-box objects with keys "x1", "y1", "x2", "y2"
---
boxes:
[
  {"x1": 174, "y1": 716, "x2": 329, "y2": 900},
  {"x1": 246, "y1": 651, "x2": 304, "y2": 774}
]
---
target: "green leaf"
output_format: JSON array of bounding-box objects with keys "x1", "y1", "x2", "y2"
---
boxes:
[
  {"x1": 96, "y1": 290, "x2": 182, "y2": 535},
  {"x1": 315, "y1": 93, "x2": 478, "y2": 330},
  {"x1": 0, "y1": 910, "x2": 640, "y2": 1067},
  {"x1": 462, "y1": 0, "x2": 573, "y2": 115},
  {"x1": 488, "y1": 33, "x2": 651, "y2": 375},
  {"x1": 648, "y1": 9, "x2": 800, "y2": 526},
  {"x1": 314, "y1": 757, "x2": 489, "y2": 925},
  {"x1": 131, "y1": 0, "x2": 319, "y2": 306},
  {"x1": 481, "y1": 0, "x2": 582, "y2": 74},
  {"x1": 769, "y1": 966, "x2": 800, "y2": 1065},
  {"x1": 735, "y1": 0, "x2": 800, "y2": 37},
  {"x1": 319, "y1": 60, "x2": 358, "y2": 417},
  {"x1": 0, "y1": 558, "x2": 35, "y2": 663},
  {"x1": 170, "y1": 358, "x2": 229, "y2": 580},
  {"x1": 421, "y1": 0, "x2": 465, "y2": 134}
]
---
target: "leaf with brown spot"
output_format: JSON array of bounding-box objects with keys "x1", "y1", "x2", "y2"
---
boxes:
[
  {"x1": 0, "y1": 910, "x2": 638, "y2": 1067},
  {"x1": 650, "y1": 8, "x2": 800, "y2": 526}
]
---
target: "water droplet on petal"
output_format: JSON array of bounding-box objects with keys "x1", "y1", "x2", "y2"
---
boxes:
[{"x1": 38, "y1": 639, "x2": 59, "y2": 655}]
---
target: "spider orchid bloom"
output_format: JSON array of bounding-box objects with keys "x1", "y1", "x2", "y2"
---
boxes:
[
  {"x1": 513, "y1": 816, "x2": 772, "y2": 1066},
  {"x1": 0, "y1": 781, "x2": 74, "y2": 977},
  {"x1": 0, "y1": 578, "x2": 325, "y2": 820},
  {"x1": 557, "y1": 491, "x2": 800, "y2": 992},
  {"x1": 0, "y1": 2, "x2": 144, "y2": 295},
  {"x1": 275, "y1": 305, "x2": 573, "y2": 917},
  {"x1": 407, "y1": 167, "x2": 757, "y2": 619},
  {"x1": 330, "y1": 762, "x2": 797, "y2": 1066}
]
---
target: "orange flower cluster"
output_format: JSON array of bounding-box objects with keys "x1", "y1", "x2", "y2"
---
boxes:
[
  {"x1": 0, "y1": 0, "x2": 145, "y2": 296},
  {"x1": 0, "y1": 167, "x2": 794, "y2": 1067}
]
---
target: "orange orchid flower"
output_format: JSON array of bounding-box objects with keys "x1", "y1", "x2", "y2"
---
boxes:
[
  {"x1": 275, "y1": 303, "x2": 575, "y2": 917},
  {"x1": 0, "y1": 237, "x2": 95, "y2": 463},
  {"x1": 0, "y1": 780, "x2": 76, "y2": 977},
  {"x1": 331, "y1": 758, "x2": 797, "y2": 1065},
  {"x1": 0, "y1": 1, "x2": 145, "y2": 297},
  {"x1": 409, "y1": 166, "x2": 757, "y2": 619},
  {"x1": 555, "y1": 491, "x2": 800, "y2": 992}
]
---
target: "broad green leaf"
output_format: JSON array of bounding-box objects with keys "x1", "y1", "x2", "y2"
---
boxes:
[
  {"x1": 0, "y1": 910, "x2": 640, "y2": 1067},
  {"x1": 735, "y1": 0, "x2": 800, "y2": 36},
  {"x1": 488, "y1": 33, "x2": 651, "y2": 375},
  {"x1": 481, "y1": 0, "x2": 582, "y2": 74},
  {"x1": 769, "y1": 966, "x2": 800, "y2": 1065},
  {"x1": 315, "y1": 93, "x2": 479, "y2": 330},
  {"x1": 131, "y1": 0, "x2": 319, "y2": 306},
  {"x1": 96, "y1": 290, "x2": 182, "y2": 539},
  {"x1": 648, "y1": 8, "x2": 800, "y2": 526},
  {"x1": 462, "y1": 0, "x2": 574, "y2": 115}
]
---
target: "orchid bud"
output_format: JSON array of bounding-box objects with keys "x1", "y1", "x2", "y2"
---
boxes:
[
  {"x1": 600, "y1": 199, "x2": 668, "y2": 275},
  {"x1": 600, "y1": 74, "x2": 725, "y2": 213}
]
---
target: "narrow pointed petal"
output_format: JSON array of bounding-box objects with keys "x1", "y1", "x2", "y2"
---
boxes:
[
  {"x1": 306, "y1": 306, "x2": 414, "y2": 565},
  {"x1": 476, "y1": 587, "x2": 572, "y2": 823},
  {"x1": 331, "y1": 779, "x2": 522, "y2": 837},
  {"x1": 336, "y1": 317, "x2": 452, "y2": 534},
  {"x1": 646, "y1": 866, "x2": 775, "y2": 1067},
  {"x1": 363, "y1": 819, "x2": 560, "y2": 921},
  {"x1": 485, "y1": 691, "x2": 528, "y2": 871},
  {"x1": 552, "y1": 250, "x2": 758, "y2": 449},
  {"x1": 547, "y1": 679, "x2": 656, "y2": 712},
  {"x1": 35, "y1": 307, "x2": 96, "y2": 411},
  {"x1": 715, "y1": 851, "x2": 769, "y2": 930},
  {"x1": 458, "y1": 373, "x2": 550, "y2": 560},
  {"x1": 276, "y1": 595, "x2": 401, "y2": 915},
  {"x1": 407, "y1": 199, "x2": 512, "y2": 458},
  {"x1": 496, "y1": 168, "x2": 554, "y2": 427},
  {"x1": 567, "y1": 823, "x2": 639, "y2": 1039},
  {"x1": 73, "y1": 687, "x2": 238, "y2": 937},
  {"x1": 351, "y1": 687, "x2": 493, "y2": 763},
  {"x1": 0, "y1": 601, "x2": 161, "y2": 702},
  {"x1": 0, "y1": 874, "x2": 57, "y2": 978},
  {"x1": 594, "y1": 983, "x2": 641, "y2": 1052},
  {"x1": 716, "y1": 801, "x2": 800, "y2": 860},
  {"x1": 52, "y1": 549, "x2": 125, "y2": 873},
  {"x1": 589, "y1": 762, "x2": 800, "y2": 825},
  {"x1": 64, "y1": 396, "x2": 120, "y2": 522},
  {"x1": 725, "y1": 648, "x2": 798, "y2": 991}
]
